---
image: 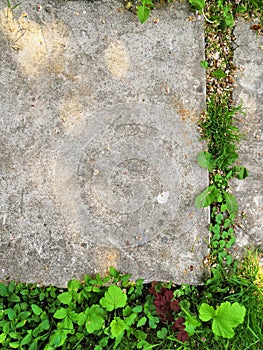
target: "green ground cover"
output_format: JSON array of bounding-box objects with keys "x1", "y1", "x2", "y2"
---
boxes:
[{"x1": 1, "y1": 1, "x2": 263, "y2": 349}]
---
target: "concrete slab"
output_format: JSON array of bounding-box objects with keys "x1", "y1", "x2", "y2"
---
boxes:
[
  {"x1": 232, "y1": 20, "x2": 263, "y2": 257},
  {"x1": 0, "y1": 0, "x2": 208, "y2": 286}
]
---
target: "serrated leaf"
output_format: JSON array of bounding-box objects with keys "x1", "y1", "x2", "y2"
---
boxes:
[
  {"x1": 199, "y1": 303, "x2": 215, "y2": 321},
  {"x1": 100, "y1": 285, "x2": 127, "y2": 311},
  {"x1": 31, "y1": 304, "x2": 43, "y2": 316},
  {"x1": 85, "y1": 305, "x2": 104, "y2": 333},
  {"x1": 58, "y1": 292, "x2": 72, "y2": 305},
  {"x1": 224, "y1": 192, "x2": 238, "y2": 217},
  {"x1": 195, "y1": 185, "x2": 220, "y2": 208},
  {"x1": 110, "y1": 318, "x2": 126, "y2": 338},
  {"x1": 197, "y1": 151, "x2": 215, "y2": 171},
  {"x1": 212, "y1": 302, "x2": 246, "y2": 338},
  {"x1": 54, "y1": 307, "x2": 68, "y2": 319}
]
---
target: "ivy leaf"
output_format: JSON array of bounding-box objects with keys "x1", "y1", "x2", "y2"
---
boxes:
[
  {"x1": 58, "y1": 292, "x2": 72, "y2": 305},
  {"x1": 199, "y1": 303, "x2": 215, "y2": 322},
  {"x1": 197, "y1": 151, "x2": 216, "y2": 171},
  {"x1": 100, "y1": 285, "x2": 127, "y2": 311},
  {"x1": 110, "y1": 317, "x2": 126, "y2": 338},
  {"x1": 212, "y1": 302, "x2": 246, "y2": 338},
  {"x1": 224, "y1": 192, "x2": 238, "y2": 217},
  {"x1": 188, "y1": 0, "x2": 205, "y2": 11},
  {"x1": 85, "y1": 305, "x2": 105, "y2": 333},
  {"x1": 195, "y1": 185, "x2": 220, "y2": 208}
]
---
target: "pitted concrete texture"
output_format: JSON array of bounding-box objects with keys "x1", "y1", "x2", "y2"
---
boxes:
[
  {"x1": 232, "y1": 20, "x2": 263, "y2": 257},
  {"x1": 0, "y1": 0, "x2": 209, "y2": 286}
]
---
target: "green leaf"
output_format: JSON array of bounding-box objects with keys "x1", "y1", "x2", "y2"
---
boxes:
[
  {"x1": 124, "y1": 313, "x2": 137, "y2": 327},
  {"x1": 224, "y1": 192, "x2": 238, "y2": 217},
  {"x1": 8, "y1": 293, "x2": 20, "y2": 303},
  {"x1": 16, "y1": 320, "x2": 27, "y2": 328},
  {"x1": 189, "y1": 0, "x2": 205, "y2": 11},
  {"x1": 197, "y1": 151, "x2": 215, "y2": 171},
  {"x1": 67, "y1": 279, "x2": 81, "y2": 292},
  {"x1": 137, "y1": 316, "x2": 147, "y2": 327},
  {"x1": 69, "y1": 311, "x2": 86, "y2": 326},
  {"x1": 224, "y1": 13, "x2": 234, "y2": 27},
  {"x1": 200, "y1": 60, "x2": 209, "y2": 69},
  {"x1": 59, "y1": 317, "x2": 74, "y2": 334},
  {"x1": 211, "y1": 69, "x2": 227, "y2": 79},
  {"x1": 0, "y1": 333, "x2": 7, "y2": 343},
  {"x1": 49, "y1": 330, "x2": 67, "y2": 347},
  {"x1": 21, "y1": 331, "x2": 33, "y2": 346},
  {"x1": 6, "y1": 309, "x2": 16, "y2": 320},
  {"x1": 110, "y1": 317, "x2": 126, "y2": 338},
  {"x1": 31, "y1": 304, "x2": 43, "y2": 316},
  {"x1": 100, "y1": 285, "x2": 127, "y2": 311},
  {"x1": 212, "y1": 302, "x2": 246, "y2": 338},
  {"x1": 58, "y1": 292, "x2": 72, "y2": 305},
  {"x1": 9, "y1": 342, "x2": 20, "y2": 348},
  {"x1": 195, "y1": 185, "x2": 220, "y2": 208},
  {"x1": 29, "y1": 339, "x2": 38, "y2": 350},
  {"x1": 85, "y1": 305, "x2": 104, "y2": 333},
  {"x1": 137, "y1": 5, "x2": 151, "y2": 24},
  {"x1": 199, "y1": 303, "x2": 215, "y2": 322},
  {"x1": 33, "y1": 319, "x2": 50, "y2": 337},
  {"x1": 232, "y1": 166, "x2": 249, "y2": 180},
  {"x1": 180, "y1": 303, "x2": 201, "y2": 336},
  {"x1": 54, "y1": 308, "x2": 68, "y2": 319},
  {"x1": 157, "y1": 327, "x2": 167, "y2": 339},
  {"x1": 0, "y1": 283, "x2": 8, "y2": 297},
  {"x1": 132, "y1": 305, "x2": 143, "y2": 313}
]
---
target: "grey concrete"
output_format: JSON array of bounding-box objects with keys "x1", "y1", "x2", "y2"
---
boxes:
[
  {"x1": 0, "y1": 0, "x2": 208, "y2": 286},
  {"x1": 232, "y1": 20, "x2": 263, "y2": 258}
]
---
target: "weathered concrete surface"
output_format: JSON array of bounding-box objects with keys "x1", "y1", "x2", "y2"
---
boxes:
[
  {"x1": 232, "y1": 20, "x2": 263, "y2": 258},
  {"x1": 0, "y1": 0, "x2": 208, "y2": 286}
]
